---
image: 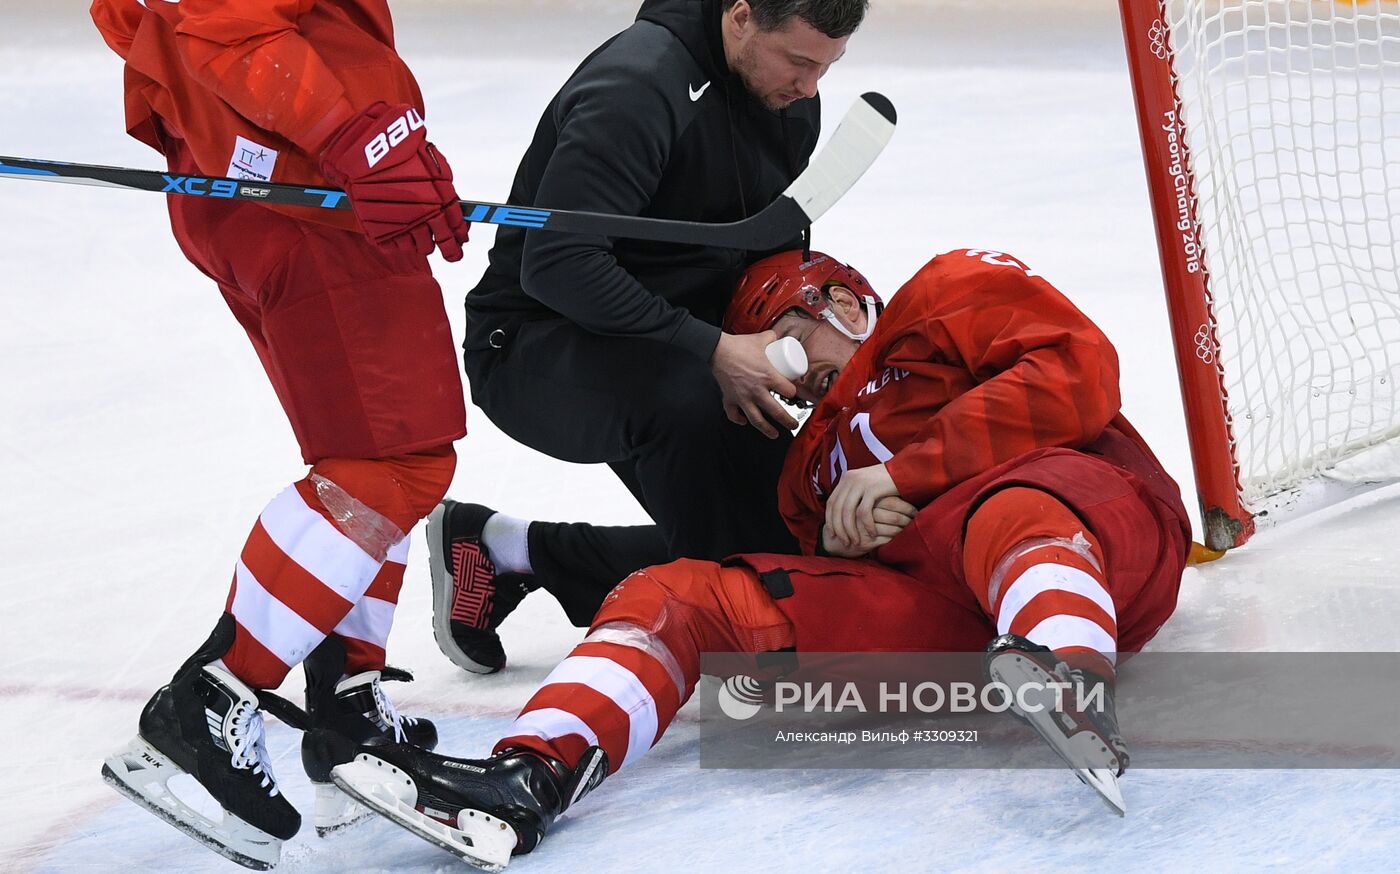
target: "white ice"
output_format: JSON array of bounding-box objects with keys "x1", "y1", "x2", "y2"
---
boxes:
[{"x1": 2, "y1": 1, "x2": 1399, "y2": 872}]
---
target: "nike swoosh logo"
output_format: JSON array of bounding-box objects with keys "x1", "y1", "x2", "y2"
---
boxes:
[{"x1": 689, "y1": 81, "x2": 712, "y2": 102}]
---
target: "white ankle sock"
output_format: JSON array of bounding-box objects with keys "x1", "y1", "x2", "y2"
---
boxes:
[{"x1": 481, "y1": 512, "x2": 533, "y2": 575}]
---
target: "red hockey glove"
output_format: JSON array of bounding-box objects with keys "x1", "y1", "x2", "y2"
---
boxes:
[{"x1": 319, "y1": 101, "x2": 470, "y2": 262}]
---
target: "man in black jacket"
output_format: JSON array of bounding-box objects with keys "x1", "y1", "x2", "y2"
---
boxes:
[{"x1": 431, "y1": 0, "x2": 868, "y2": 673}]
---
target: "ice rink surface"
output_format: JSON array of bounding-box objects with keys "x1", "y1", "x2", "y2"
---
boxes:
[{"x1": 2, "y1": 1, "x2": 1399, "y2": 871}]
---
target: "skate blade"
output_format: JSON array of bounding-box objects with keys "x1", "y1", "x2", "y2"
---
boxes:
[
  {"x1": 332, "y1": 753, "x2": 517, "y2": 871},
  {"x1": 426, "y1": 505, "x2": 500, "y2": 676},
  {"x1": 988, "y1": 653, "x2": 1128, "y2": 817},
  {"x1": 313, "y1": 782, "x2": 374, "y2": 837},
  {"x1": 101, "y1": 736, "x2": 282, "y2": 869},
  {"x1": 1077, "y1": 767, "x2": 1127, "y2": 817}
]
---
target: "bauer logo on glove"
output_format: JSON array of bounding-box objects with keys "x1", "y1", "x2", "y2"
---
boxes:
[
  {"x1": 320, "y1": 101, "x2": 471, "y2": 262},
  {"x1": 364, "y1": 107, "x2": 426, "y2": 168}
]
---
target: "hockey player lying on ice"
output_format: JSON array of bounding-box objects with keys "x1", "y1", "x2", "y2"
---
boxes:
[{"x1": 325, "y1": 248, "x2": 1192, "y2": 868}]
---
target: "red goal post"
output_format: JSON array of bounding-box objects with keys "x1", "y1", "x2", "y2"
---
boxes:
[{"x1": 1119, "y1": 0, "x2": 1400, "y2": 551}]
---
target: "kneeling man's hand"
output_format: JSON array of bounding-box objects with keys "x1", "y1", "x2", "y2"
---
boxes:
[{"x1": 711, "y1": 331, "x2": 799, "y2": 438}]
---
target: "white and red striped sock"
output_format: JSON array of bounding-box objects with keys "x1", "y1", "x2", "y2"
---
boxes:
[
  {"x1": 989, "y1": 537, "x2": 1118, "y2": 674},
  {"x1": 494, "y1": 623, "x2": 692, "y2": 773},
  {"x1": 221, "y1": 481, "x2": 403, "y2": 688},
  {"x1": 332, "y1": 533, "x2": 409, "y2": 674}
]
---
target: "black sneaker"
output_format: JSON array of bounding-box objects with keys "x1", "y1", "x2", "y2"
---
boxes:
[
  {"x1": 301, "y1": 636, "x2": 439, "y2": 835},
  {"x1": 427, "y1": 500, "x2": 537, "y2": 674},
  {"x1": 329, "y1": 741, "x2": 607, "y2": 868}
]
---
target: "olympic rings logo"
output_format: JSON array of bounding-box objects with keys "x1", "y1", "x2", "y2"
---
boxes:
[
  {"x1": 1150, "y1": 21, "x2": 1170, "y2": 60},
  {"x1": 1194, "y1": 324, "x2": 1215, "y2": 364}
]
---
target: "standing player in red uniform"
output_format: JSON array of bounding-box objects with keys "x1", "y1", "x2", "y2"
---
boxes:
[
  {"x1": 322, "y1": 249, "x2": 1191, "y2": 866},
  {"x1": 89, "y1": 1, "x2": 471, "y2": 867}
]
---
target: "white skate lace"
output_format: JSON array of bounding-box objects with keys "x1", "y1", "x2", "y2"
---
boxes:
[
  {"x1": 227, "y1": 699, "x2": 281, "y2": 797},
  {"x1": 370, "y1": 679, "x2": 411, "y2": 743}
]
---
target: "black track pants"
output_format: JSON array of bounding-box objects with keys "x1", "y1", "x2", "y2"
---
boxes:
[{"x1": 465, "y1": 317, "x2": 798, "y2": 624}]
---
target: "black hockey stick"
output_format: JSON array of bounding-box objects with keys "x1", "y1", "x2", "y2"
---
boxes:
[{"x1": 0, "y1": 93, "x2": 895, "y2": 250}]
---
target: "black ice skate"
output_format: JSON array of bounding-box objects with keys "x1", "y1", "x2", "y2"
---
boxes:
[
  {"x1": 301, "y1": 636, "x2": 439, "y2": 836},
  {"x1": 427, "y1": 499, "x2": 538, "y2": 674},
  {"x1": 330, "y1": 742, "x2": 608, "y2": 871},
  {"x1": 984, "y1": 633, "x2": 1130, "y2": 816},
  {"x1": 101, "y1": 616, "x2": 300, "y2": 870}
]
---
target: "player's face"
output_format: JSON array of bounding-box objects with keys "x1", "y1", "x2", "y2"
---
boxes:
[
  {"x1": 724, "y1": 3, "x2": 849, "y2": 111},
  {"x1": 773, "y1": 286, "x2": 867, "y2": 403}
]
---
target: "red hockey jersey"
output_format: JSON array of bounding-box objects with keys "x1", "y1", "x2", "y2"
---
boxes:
[
  {"x1": 90, "y1": 0, "x2": 425, "y2": 229},
  {"x1": 779, "y1": 249, "x2": 1151, "y2": 554}
]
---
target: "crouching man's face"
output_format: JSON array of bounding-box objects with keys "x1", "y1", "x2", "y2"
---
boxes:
[
  {"x1": 772, "y1": 284, "x2": 867, "y2": 404},
  {"x1": 723, "y1": 1, "x2": 850, "y2": 111}
]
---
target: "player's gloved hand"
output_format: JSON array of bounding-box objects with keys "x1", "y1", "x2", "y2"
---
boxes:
[
  {"x1": 711, "y1": 331, "x2": 799, "y2": 439},
  {"x1": 825, "y1": 464, "x2": 902, "y2": 549},
  {"x1": 822, "y1": 493, "x2": 916, "y2": 557},
  {"x1": 319, "y1": 101, "x2": 470, "y2": 262}
]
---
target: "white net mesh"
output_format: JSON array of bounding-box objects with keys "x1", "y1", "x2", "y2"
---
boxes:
[{"x1": 1161, "y1": 0, "x2": 1400, "y2": 512}]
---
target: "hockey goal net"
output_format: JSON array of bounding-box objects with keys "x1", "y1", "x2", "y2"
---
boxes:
[{"x1": 1120, "y1": 0, "x2": 1400, "y2": 550}]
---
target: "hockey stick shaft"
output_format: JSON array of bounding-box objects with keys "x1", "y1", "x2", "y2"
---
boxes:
[{"x1": 0, "y1": 93, "x2": 894, "y2": 250}]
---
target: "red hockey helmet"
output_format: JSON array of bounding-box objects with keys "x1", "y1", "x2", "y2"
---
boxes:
[{"x1": 724, "y1": 250, "x2": 882, "y2": 340}]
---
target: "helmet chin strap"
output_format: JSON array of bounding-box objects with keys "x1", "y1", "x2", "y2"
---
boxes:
[{"x1": 822, "y1": 296, "x2": 881, "y2": 342}]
